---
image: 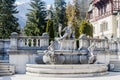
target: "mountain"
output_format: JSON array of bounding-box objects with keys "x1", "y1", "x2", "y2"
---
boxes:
[{"x1": 15, "y1": 2, "x2": 30, "y2": 28}]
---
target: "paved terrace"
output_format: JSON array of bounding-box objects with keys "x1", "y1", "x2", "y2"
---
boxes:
[{"x1": 0, "y1": 72, "x2": 120, "y2": 80}]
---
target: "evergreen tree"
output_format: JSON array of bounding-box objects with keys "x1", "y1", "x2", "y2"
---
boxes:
[
  {"x1": 66, "y1": 0, "x2": 81, "y2": 38},
  {"x1": 79, "y1": 20, "x2": 93, "y2": 37},
  {"x1": 46, "y1": 5, "x2": 54, "y2": 41},
  {"x1": 0, "y1": 0, "x2": 20, "y2": 39},
  {"x1": 73, "y1": 0, "x2": 81, "y2": 39},
  {"x1": 53, "y1": 0, "x2": 67, "y2": 36},
  {"x1": 24, "y1": 0, "x2": 46, "y2": 36},
  {"x1": 46, "y1": 19, "x2": 54, "y2": 41},
  {"x1": 66, "y1": 2, "x2": 74, "y2": 23}
]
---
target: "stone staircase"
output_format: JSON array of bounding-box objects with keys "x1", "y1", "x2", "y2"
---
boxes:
[
  {"x1": 109, "y1": 60, "x2": 120, "y2": 72},
  {"x1": 0, "y1": 60, "x2": 15, "y2": 76}
]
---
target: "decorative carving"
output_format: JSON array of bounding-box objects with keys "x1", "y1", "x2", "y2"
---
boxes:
[
  {"x1": 58, "y1": 23, "x2": 72, "y2": 40},
  {"x1": 43, "y1": 41, "x2": 56, "y2": 64},
  {"x1": 88, "y1": 41, "x2": 96, "y2": 64}
]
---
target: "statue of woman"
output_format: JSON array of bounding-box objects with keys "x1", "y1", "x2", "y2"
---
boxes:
[
  {"x1": 58, "y1": 22, "x2": 72, "y2": 40},
  {"x1": 88, "y1": 41, "x2": 96, "y2": 64},
  {"x1": 58, "y1": 23, "x2": 62, "y2": 38}
]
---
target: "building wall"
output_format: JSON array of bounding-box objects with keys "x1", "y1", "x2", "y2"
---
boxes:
[{"x1": 91, "y1": 15, "x2": 119, "y2": 39}]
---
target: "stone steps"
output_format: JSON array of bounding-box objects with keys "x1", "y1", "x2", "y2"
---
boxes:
[
  {"x1": 26, "y1": 64, "x2": 108, "y2": 77},
  {"x1": 0, "y1": 72, "x2": 13, "y2": 76},
  {"x1": 0, "y1": 60, "x2": 15, "y2": 76},
  {"x1": 0, "y1": 60, "x2": 9, "y2": 63},
  {"x1": 109, "y1": 60, "x2": 120, "y2": 72}
]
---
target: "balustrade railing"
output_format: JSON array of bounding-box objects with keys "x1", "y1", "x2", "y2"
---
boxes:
[
  {"x1": 9, "y1": 32, "x2": 120, "y2": 52},
  {"x1": 10, "y1": 32, "x2": 49, "y2": 50},
  {"x1": 17, "y1": 36, "x2": 49, "y2": 50},
  {"x1": 89, "y1": 39, "x2": 108, "y2": 51}
]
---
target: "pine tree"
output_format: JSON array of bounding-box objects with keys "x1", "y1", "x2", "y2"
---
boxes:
[
  {"x1": 66, "y1": 2, "x2": 74, "y2": 23},
  {"x1": 66, "y1": 0, "x2": 81, "y2": 38},
  {"x1": 46, "y1": 5, "x2": 54, "y2": 41},
  {"x1": 46, "y1": 19, "x2": 54, "y2": 41},
  {"x1": 73, "y1": 0, "x2": 81, "y2": 39},
  {"x1": 0, "y1": 0, "x2": 20, "y2": 39},
  {"x1": 24, "y1": 0, "x2": 46, "y2": 36},
  {"x1": 53, "y1": 0, "x2": 67, "y2": 36},
  {"x1": 79, "y1": 20, "x2": 93, "y2": 37}
]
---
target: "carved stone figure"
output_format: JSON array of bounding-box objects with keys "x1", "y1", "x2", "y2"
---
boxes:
[
  {"x1": 43, "y1": 41, "x2": 65, "y2": 64},
  {"x1": 58, "y1": 23, "x2": 72, "y2": 40},
  {"x1": 88, "y1": 41, "x2": 96, "y2": 64},
  {"x1": 58, "y1": 23, "x2": 62, "y2": 38},
  {"x1": 43, "y1": 41, "x2": 56, "y2": 64}
]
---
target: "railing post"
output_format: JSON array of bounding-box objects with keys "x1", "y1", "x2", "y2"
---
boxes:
[
  {"x1": 41, "y1": 33, "x2": 49, "y2": 49},
  {"x1": 10, "y1": 32, "x2": 18, "y2": 50},
  {"x1": 31, "y1": 39, "x2": 34, "y2": 47},
  {"x1": 36, "y1": 39, "x2": 39, "y2": 47}
]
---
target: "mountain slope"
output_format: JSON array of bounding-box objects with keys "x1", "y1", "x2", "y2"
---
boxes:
[{"x1": 15, "y1": 2, "x2": 30, "y2": 28}]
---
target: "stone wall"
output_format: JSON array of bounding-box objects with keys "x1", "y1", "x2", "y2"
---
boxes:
[
  {"x1": 8, "y1": 32, "x2": 49, "y2": 74},
  {"x1": 6, "y1": 33, "x2": 120, "y2": 73},
  {"x1": 0, "y1": 39, "x2": 10, "y2": 60}
]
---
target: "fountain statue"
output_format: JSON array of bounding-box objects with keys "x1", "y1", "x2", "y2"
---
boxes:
[
  {"x1": 26, "y1": 23, "x2": 108, "y2": 77},
  {"x1": 57, "y1": 22, "x2": 72, "y2": 40},
  {"x1": 88, "y1": 41, "x2": 96, "y2": 64}
]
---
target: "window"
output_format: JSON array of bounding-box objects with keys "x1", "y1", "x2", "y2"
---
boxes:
[{"x1": 100, "y1": 22, "x2": 108, "y2": 32}]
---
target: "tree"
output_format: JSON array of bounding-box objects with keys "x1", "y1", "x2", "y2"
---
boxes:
[
  {"x1": 66, "y1": 0, "x2": 81, "y2": 38},
  {"x1": 53, "y1": 0, "x2": 67, "y2": 36},
  {"x1": 79, "y1": 20, "x2": 93, "y2": 37},
  {"x1": 46, "y1": 19, "x2": 54, "y2": 41},
  {"x1": 24, "y1": 0, "x2": 46, "y2": 36},
  {"x1": 46, "y1": 5, "x2": 54, "y2": 41},
  {"x1": 0, "y1": 0, "x2": 20, "y2": 39},
  {"x1": 66, "y1": 2, "x2": 74, "y2": 23}
]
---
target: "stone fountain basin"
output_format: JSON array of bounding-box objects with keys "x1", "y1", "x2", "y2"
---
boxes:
[
  {"x1": 26, "y1": 64, "x2": 108, "y2": 77},
  {"x1": 37, "y1": 50, "x2": 87, "y2": 55}
]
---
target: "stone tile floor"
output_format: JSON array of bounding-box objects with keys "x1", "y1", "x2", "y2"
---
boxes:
[{"x1": 0, "y1": 72, "x2": 120, "y2": 80}]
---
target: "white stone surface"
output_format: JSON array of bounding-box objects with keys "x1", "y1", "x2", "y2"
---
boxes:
[
  {"x1": 26, "y1": 64, "x2": 108, "y2": 77},
  {"x1": 0, "y1": 72, "x2": 120, "y2": 80},
  {"x1": 91, "y1": 15, "x2": 117, "y2": 39},
  {"x1": 9, "y1": 53, "x2": 37, "y2": 74}
]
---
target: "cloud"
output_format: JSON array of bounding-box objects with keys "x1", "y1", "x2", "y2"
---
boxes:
[
  {"x1": 46, "y1": 5, "x2": 51, "y2": 10},
  {"x1": 15, "y1": 1, "x2": 26, "y2": 5}
]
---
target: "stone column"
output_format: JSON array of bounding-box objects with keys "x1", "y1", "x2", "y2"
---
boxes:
[
  {"x1": 41, "y1": 33, "x2": 49, "y2": 49},
  {"x1": 79, "y1": 34, "x2": 89, "y2": 50},
  {"x1": 10, "y1": 32, "x2": 18, "y2": 50}
]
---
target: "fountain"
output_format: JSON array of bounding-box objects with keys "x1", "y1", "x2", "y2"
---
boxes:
[{"x1": 26, "y1": 23, "x2": 108, "y2": 77}]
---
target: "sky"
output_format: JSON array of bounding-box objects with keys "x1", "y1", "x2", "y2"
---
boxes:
[{"x1": 16, "y1": 0, "x2": 72, "y2": 5}]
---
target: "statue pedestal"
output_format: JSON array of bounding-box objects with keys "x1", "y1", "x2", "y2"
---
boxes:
[{"x1": 58, "y1": 40, "x2": 76, "y2": 50}]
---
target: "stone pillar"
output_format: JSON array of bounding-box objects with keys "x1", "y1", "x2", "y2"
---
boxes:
[
  {"x1": 79, "y1": 34, "x2": 89, "y2": 49},
  {"x1": 41, "y1": 33, "x2": 49, "y2": 49},
  {"x1": 78, "y1": 34, "x2": 90, "y2": 64},
  {"x1": 10, "y1": 32, "x2": 18, "y2": 50}
]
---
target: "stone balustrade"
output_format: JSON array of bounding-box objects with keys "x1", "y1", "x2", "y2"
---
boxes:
[
  {"x1": 8, "y1": 32, "x2": 120, "y2": 51},
  {"x1": 18, "y1": 36, "x2": 49, "y2": 50},
  {"x1": 89, "y1": 39, "x2": 108, "y2": 51},
  {"x1": 10, "y1": 32, "x2": 49, "y2": 50}
]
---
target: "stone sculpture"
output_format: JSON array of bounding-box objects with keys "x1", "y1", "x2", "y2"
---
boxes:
[
  {"x1": 88, "y1": 41, "x2": 96, "y2": 64},
  {"x1": 58, "y1": 23, "x2": 62, "y2": 38},
  {"x1": 43, "y1": 41, "x2": 56, "y2": 64},
  {"x1": 58, "y1": 23, "x2": 72, "y2": 40}
]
